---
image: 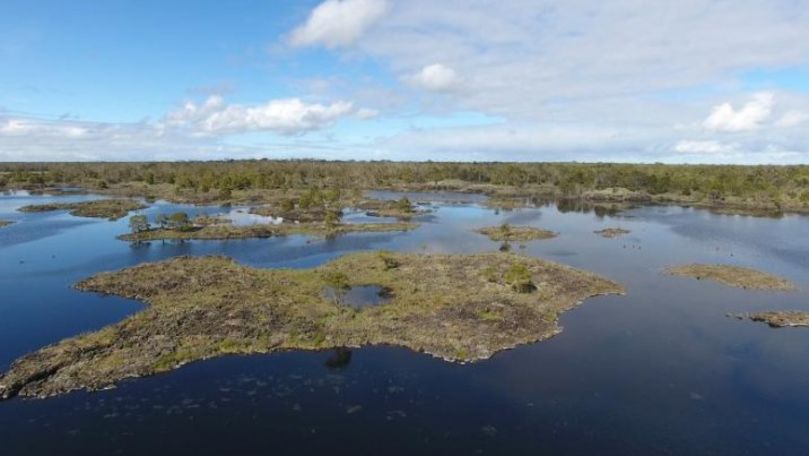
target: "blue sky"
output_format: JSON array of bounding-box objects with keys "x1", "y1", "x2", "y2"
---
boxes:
[{"x1": 1, "y1": 0, "x2": 809, "y2": 163}]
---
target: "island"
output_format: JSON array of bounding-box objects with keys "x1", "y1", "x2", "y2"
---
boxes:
[
  {"x1": 120, "y1": 221, "x2": 419, "y2": 241},
  {"x1": 476, "y1": 224, "x2": 557, "y2": 242},
  {"x1": 0, "y1": 220, "x2": 13, "y2": 228},
  {"x1": 734, "y1": 311, "x2": 809, "y2": 328},
  {"x1": 18, "y1": 199, "x2": 146, "y2": 221},
  {"x1": 594, "y1": 228, "x2": 631, "y2": 238},
  {"x1": 665, "y1": 264, "x2": 796, "y2": 291},
  {"x1": 0, "y1": 251, "x2": 623, "y2": 400}
]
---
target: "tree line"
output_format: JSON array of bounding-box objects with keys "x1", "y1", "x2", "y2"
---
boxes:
[{"x1": 2, "y1": 160, "x2": 808, "y2": 203}]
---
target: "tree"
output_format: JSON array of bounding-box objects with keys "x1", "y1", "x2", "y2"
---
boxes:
[
  {"x1": 324, "y1": 209, "x2": 342, "y2": 230},
  {"x1": 396, "y1": 197, "x2": 414, "y2": 213},
  {"x1": 168, "y1": 212, "x2": 191, "y2": 231},
  {"x1": 155, "y1": 213, "x2": 169, "y2": 229},
  {"x1": 322, "y1": 270, "x2": 350, "y2": 304},
  {"x1": 128, "y1": 215, "x2": 150, "y2": 233}
]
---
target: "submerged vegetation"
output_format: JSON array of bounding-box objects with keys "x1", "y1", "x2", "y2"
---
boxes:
[
  {"x1": 665, "y1": 264, "x2": 796, "y2": 291},
  {"x1": 735, "y1": 311, "x2": 809, "y2": 328},
  {"x1": 18, "y1": 199, "x2": 146, "y2": 220},
  {"x1": 594, "y1": 228, "x2": 631, "y2": 238},
  {"x1": 477, "y1": 223, "x2": 557, "y2": 242},
  {"x1": 3, "y1": 161, "x2": 809, "y2": 215},
  {"x1": 0, "y1": 252, "x2": 623, "y2": 400}
]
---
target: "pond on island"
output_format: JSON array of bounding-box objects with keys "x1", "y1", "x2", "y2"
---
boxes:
[
  {"x1": 1, "y1": 189, "x2": 809, "y2": 455},
  {"x1": 322, "y1": 285, "x2": 393, "y2": 309}
]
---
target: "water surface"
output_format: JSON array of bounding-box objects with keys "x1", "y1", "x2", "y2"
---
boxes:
[{"x1": 2, "y1": 191, "x2": 809, "y2": 455}]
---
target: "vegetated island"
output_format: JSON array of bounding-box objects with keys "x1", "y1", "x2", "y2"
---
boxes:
[
  {"x1": 477, "y1": 224, "x2": 557, "y2": 242},
  {"x1": 594, "y1": 228, "x2": 631, "y2": 238},
  {"x1": 18, "y1": 199, "x2": 146, "y2": 221},
  {"x1": 0, "y1": 220, "x2": 13, "y2": 228},
  {"x1": 665, "y1": 264, "x2": 796, "y2": 291},
  {"x1": 121, "y1": 218, "x2": 418, "y2": 241},
  {"x1": 733, "y1": 311, "x2": 809, "y2": 328},
  {"x1": 354, "y1": 197, "x2": 427, "y2": 219},
  {"x1": 0, "y1": 251, "x2": 623, "y2": 400},
  {"x1": 250, "y1": 196, "x2": 426, "y2": 222}
]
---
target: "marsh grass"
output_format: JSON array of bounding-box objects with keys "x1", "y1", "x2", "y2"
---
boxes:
[
  {"x1": 0, "y1": 251, "x2": 623, "y2": 400},
  {"x1": 594, "y1": 228, "x2": 631, "y2": 238},
  {"x1": 118, "y1": 221, "x2": 419, "y2": 241},
  {"x1": 665, "y1": 264, "x2": 796, "y2": 291},
  {"x1": 19, "y1": 199, "x2": 145, "y2": 220},
  {"x1": 477, "y1": 224, "x2": 557, "y2": 242},
  {"x1": 736, "y1": 311, "x2": 809, "y2": 328}
]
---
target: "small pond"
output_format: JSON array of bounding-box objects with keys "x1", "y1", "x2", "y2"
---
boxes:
[{"x1": 322, "y1": 285, "x2": 393, "y2": 309}]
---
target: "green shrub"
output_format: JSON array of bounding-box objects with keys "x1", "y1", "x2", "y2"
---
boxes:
[{"x1": 504, "y1": 263, "x2": 535, "y2": 293}]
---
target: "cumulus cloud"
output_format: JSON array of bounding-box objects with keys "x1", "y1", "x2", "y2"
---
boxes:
[
  {"x1": 289, "y1": 0, "x2": 388, "y2": 48},
  {"x1": 165, "y1": 96, "x2": 356, "y2": 135},
  {"x1": 703, "y1": 92, "x2": 774, "y2": 132},
  {"x1": 410, "y1": 63, "x2": 459, "y2": 91},
  {"x1": 775, "y1": 110, "x2": 809, "y2": 128},
  {"x1": 674, "y1": 140, "x2": 737, "y2": 154},
  {"x1": 0, "y1": 95, "x2": 372, "y2": 160}
]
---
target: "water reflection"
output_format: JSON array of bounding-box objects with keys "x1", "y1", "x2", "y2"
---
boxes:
[
  {"x1": 324, "y1": 348, "x2": 353, "y2": 369},
  {"x1": 1, "y1": 189, "x2": 809, "y2": 455},
  {"x1": 322, "y1": 285, "x2": 392, "y2": 309}
]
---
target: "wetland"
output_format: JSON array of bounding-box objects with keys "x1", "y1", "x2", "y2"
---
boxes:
[{"x1": 2, "y1": 184, "x2": 809, "y2": 455}]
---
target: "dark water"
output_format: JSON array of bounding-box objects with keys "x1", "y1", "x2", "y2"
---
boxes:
[
  {"x1": 323, "y1": 285, "x2": 392, "y2": 309},
  {"x1": 2, "y1": 190, "x2": 809, "y2": 455}
]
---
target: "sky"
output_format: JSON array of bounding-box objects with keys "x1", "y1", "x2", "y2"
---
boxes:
[{"x1": 1, "y1": 0, "x2": 809, "y2": 163}]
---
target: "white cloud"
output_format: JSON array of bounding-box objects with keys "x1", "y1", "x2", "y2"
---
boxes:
[
  {"x1": 702, "y1": 92, "x2": 774, "y2": 132},
  {"x1": 164, "y1": 96, "x2": 357, "y2": 135},
  {"x1": 341, "y1": 1, "x2": 809, "y2": 120},
  {"x1": 289, "y1": 0, "x2": 388, "y2": 48},
  {"x1": 775, "y1": 110, "x2": 809, "y2": 128},
  {"x1": 0, "y1": 94, "x2": 373, "y2": 160},
  {"x1": 0, "y1": 118, "x2": 88, "y2": 138},
  {"x1": 411, "y1": 63, "x2": 459, "y2": 91},
  {"x1": 674, "y1": 140, "x2": 737, "y2": 154}
]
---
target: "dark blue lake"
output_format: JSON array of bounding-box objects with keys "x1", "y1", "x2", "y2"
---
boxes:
[{"x1": 2, "y1": 190, "x2": 809, "y2": 455}]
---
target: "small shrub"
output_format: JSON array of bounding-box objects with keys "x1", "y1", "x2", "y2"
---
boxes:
[
  {"x1": 322, "y1": 271, "x2": 350, "y2": 290},
  {"x1": 504, "y1": 263, "x2": 535, "y2": 293},
  {"x1": 483, "y1": 266, "x2": 499, "y2": 283},
  {"x1": 378, "y1": 251, "x2": 400, "y2": 270}
]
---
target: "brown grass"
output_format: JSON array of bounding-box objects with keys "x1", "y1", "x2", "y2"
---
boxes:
[
  {"x1": 119, "y1": 221, "x2": 419, "y2": 241},
  {"x1": 736, "y1": 311, "x2": 809, "y2": 328},
  {"x1": 0, "y1": 251, "x2": 623, "y2": 400},
  {"x1": 594, "y1": 228, "x2": 630, "y2": 238},
  {"x1": 665, "y1": 264, "x2": 796, "y2": 291},
  {"x1": 477, "y1": 225, "x2": 557, "y2": 242},
  {"x1": 18, "y1": 199, "x2": 146, "y2": 220}
]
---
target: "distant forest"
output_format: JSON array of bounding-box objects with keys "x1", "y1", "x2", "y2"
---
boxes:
[{"x1": 2, "y1": 161, "x2": 809, "y2": 212}]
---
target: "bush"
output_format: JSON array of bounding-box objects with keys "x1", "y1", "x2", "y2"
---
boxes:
[
  {"x1": 378, "y1": 251, "x2": 400, "y2": 270},
  {"x1": 321, "y1": 271, "x2": 350, "y2": 290},
  {"x1": 504, "y1": 263, "x2": 535, "y2": 293}
]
